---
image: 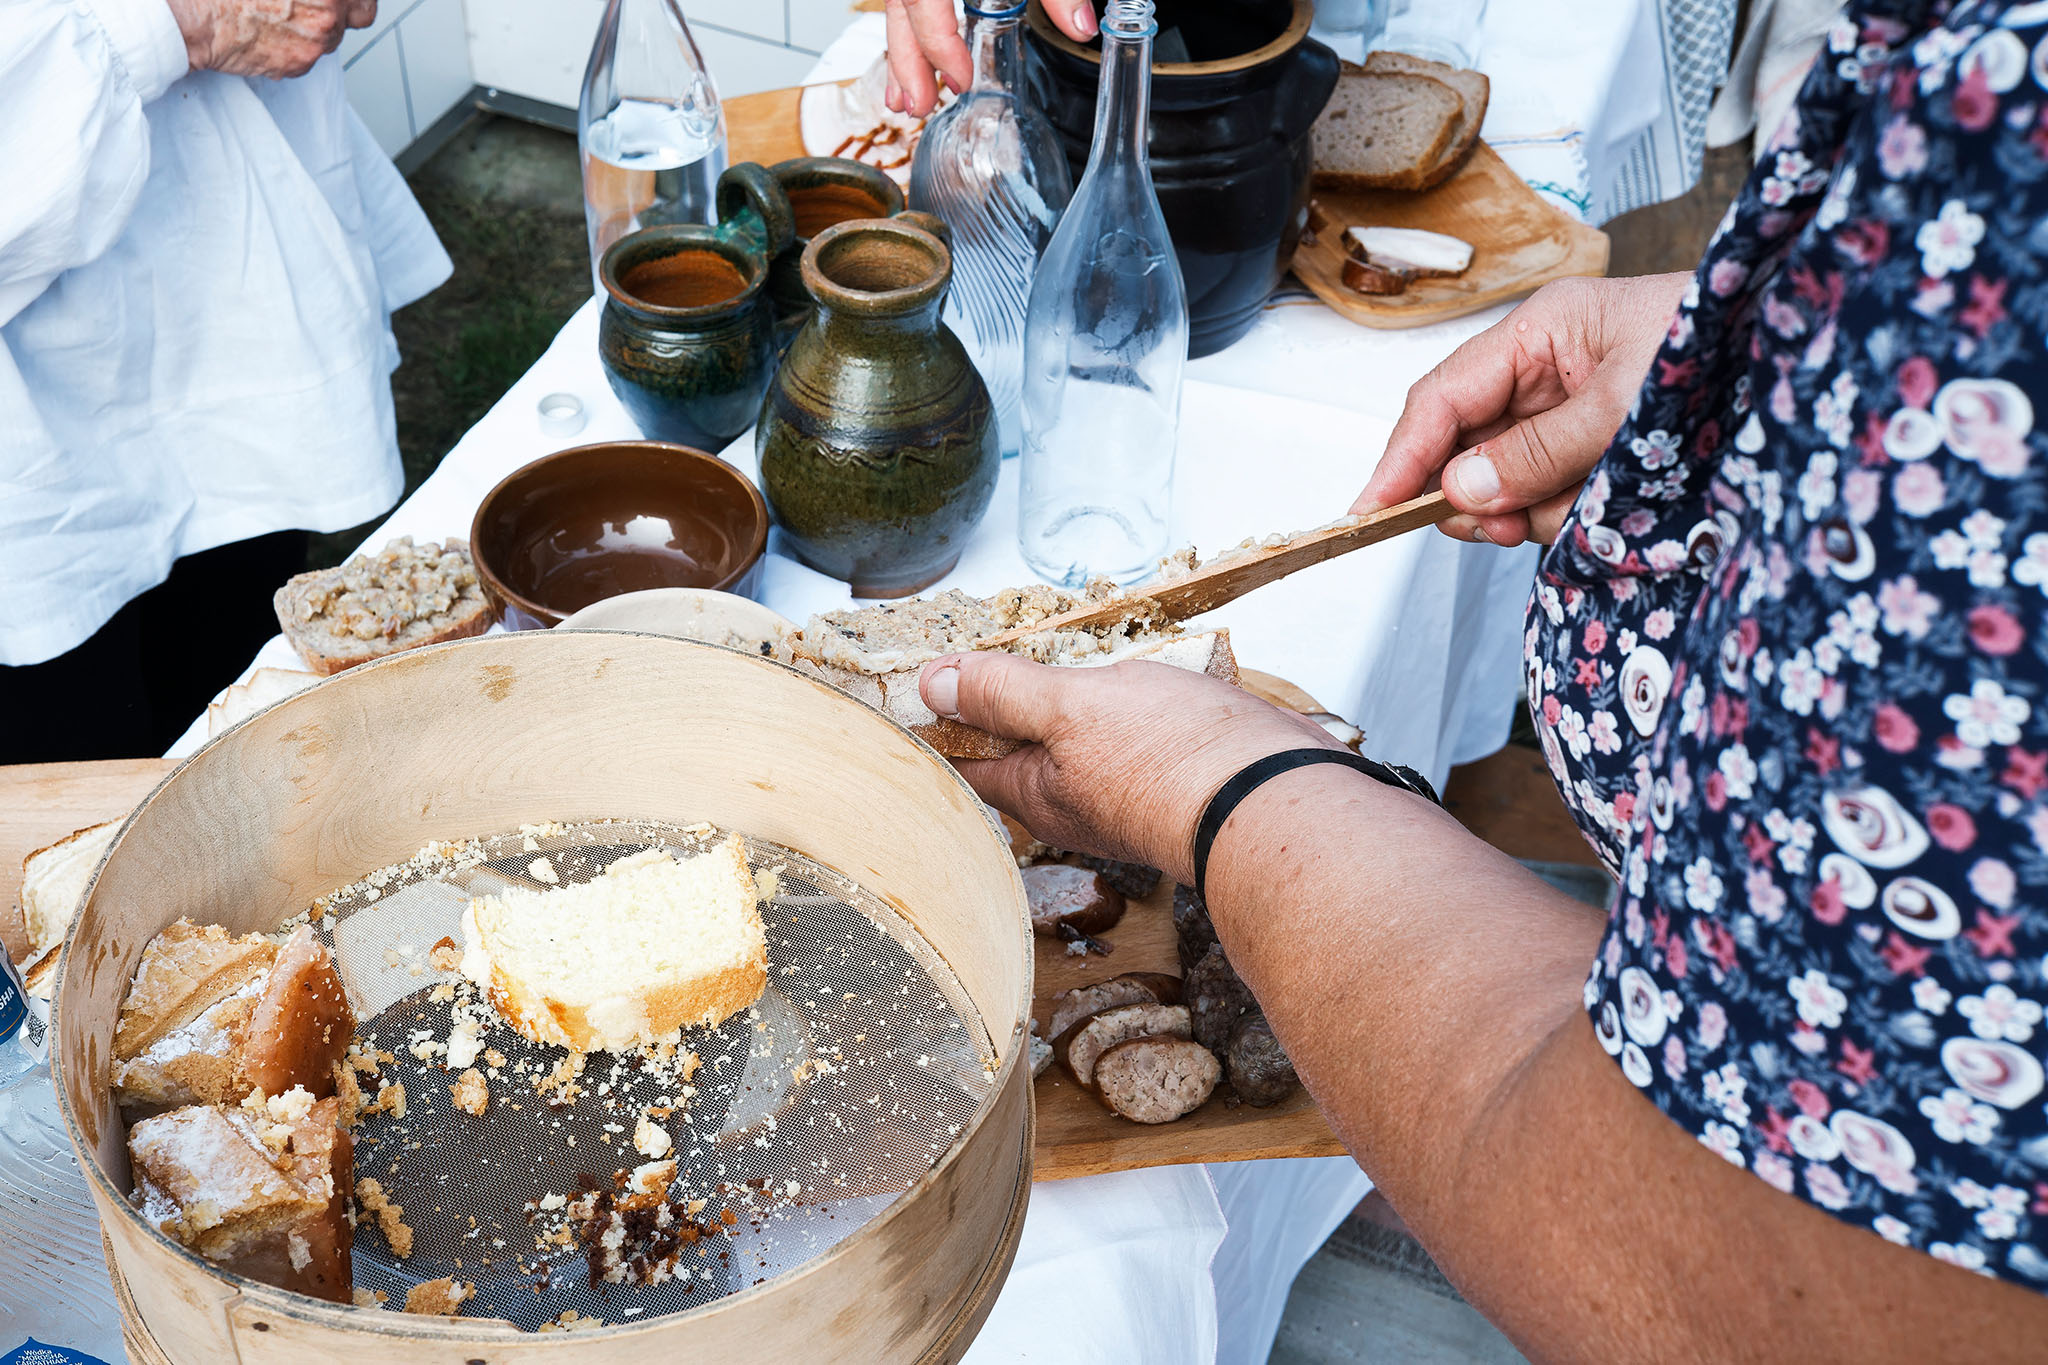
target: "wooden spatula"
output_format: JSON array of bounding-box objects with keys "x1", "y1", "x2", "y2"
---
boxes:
[{"x1": 974, "y1": 489, "x2": 1455, "y2": 651}]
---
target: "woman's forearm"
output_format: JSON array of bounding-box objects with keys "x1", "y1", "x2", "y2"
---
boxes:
[{"x1": 1201, "y1": 764, "x2": 2048, "y2": 1361}]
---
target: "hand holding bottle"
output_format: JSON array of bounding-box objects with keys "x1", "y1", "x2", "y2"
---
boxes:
[{"x1": 885, "y1": 0, "x2": 1100, "y2": 116}]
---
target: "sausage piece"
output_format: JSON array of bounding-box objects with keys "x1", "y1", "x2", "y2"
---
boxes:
[
  {"x1": 1047, "y1": 971, "x2": 1184, "y2": 1040},
  {"x1": 1024, "y1": 864, "x2": 1126, "y2": 938},
  {"x1": 1185, "y1": 943, "x2": 1257, "y2": 1054},
  {"x1": 1072, "y1": 855, "x2": 1163, "y2": 900},
  {"x1": 1054, "y1": 1003, "x2": 1191, "y2": 1088},
  {"x1": 1172, "y1": 884, "x2": 1218, "y2": 973},
  {"x1": 1225, "y1": 1012, "x2": 1298, "y2": 1107},
  {"x1": 1092, "y1": 1037, "x2": 1221, "y2": 1123}
]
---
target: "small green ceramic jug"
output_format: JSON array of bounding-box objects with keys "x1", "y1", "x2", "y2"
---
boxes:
[
  {"x1": 757, "y1": 217, "x2": 999, "y2": 598},
  {"x1": 598, "y1": 163, "x2": 796, "y2": 451},
  {"x1": 767, "y1": 157, "x2": 907, "y2": 346}
]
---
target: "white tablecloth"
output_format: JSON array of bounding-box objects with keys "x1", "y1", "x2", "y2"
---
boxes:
[{"x1": 88, "y1": 8, "x2": 1676, "y2": 1362}]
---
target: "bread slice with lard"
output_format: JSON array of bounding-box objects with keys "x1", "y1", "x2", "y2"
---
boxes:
[{"x1": 790, "y1": 585, "x2": 1239, "y2": 760}]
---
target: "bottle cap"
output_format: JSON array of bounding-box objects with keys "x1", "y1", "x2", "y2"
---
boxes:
[{"x1": 538, "y1": 393, "x2": 587, "y2": 439}]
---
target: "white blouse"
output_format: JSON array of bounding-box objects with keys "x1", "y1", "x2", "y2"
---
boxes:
[{"x1": 0, "y1": 0, "x2": 452, "y2": 665}]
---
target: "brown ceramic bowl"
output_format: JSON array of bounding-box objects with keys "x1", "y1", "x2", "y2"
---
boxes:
[{"x1": 470, "y1": 441, "x2": 770, "y2": 628}]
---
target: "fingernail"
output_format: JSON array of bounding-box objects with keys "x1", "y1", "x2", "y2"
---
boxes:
[
  {"x1": 1472, "y1": 525, "x2": 1492, "y2": 544},
  {"x1": 1071, "y1": 3, "x2": 1098, "y2": 37},
  {"x1": 1451, "y1": 451, "x2": 1500, "y2": 505},
  {"x1": 927, "y1": 665, "x2": 960, "y2": 719}
]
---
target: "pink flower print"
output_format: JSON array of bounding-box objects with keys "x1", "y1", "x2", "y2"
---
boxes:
[
  {"x1": 1952, "y1": 64, "x2": 1997, "y2": 131},
  {"x1": 1936, "y1": 377, "x2": 2035, "y2": 477},
  {"x1": 1588, "y1": 709, "x2": 1622, "y2": 756},
  {"x1": 1709, "y1": 258, "x2": 1750, "y2": 296},
  {"x1": 1875, "y1": 575, "x2": 1940, "y2": 638},
  {"x1": 1878, "y1": 114, "x2": 1929, "y2": 178},
  {"x1": 1763, "y1": 293, "x2": 1807, "y2": 338},
  {"x1": 1746, "y1": 866, "x2": 1787, "y2": 922},
  {"x1": 1700, "y1": 1121, "x2": 1746, "y2": 1165},
  {"x1": 1663, "y1": 1034, "x2": 1689, "y2": 1079},
  {"x1": 1944, "y1": 678, "x2": 2029, "y2": 747},
  {"x1": 1644, "y1": 540, "x2": 1687, "y2": 572},
  {"x1": 1921, "y1": 1087, "x2": 2001, "y2": 1144},
  {"x1": 1805, "y1": 1163, "x2": 1853, "y2": 1210},
  {"x1": 1957, "y1": 985, "x2": 2042, "y2": 1043},
  {"x1": 1915, "y1": 200, "x2": 1984, "y2": 277},
  {"x1": 1930, "y1": 1242, "x2": 1991, "y2": 1274},
  {"x1": 1843, "y1": 468, "x2": 1882, "y2": 524},
  {"x1": 1892, "y1": 462, "x2": 1945, "y2": 516},
  {"x1": 1754, "y1": 1150, "x2": 1796, "y2": 1194},
  {"x1": 2011, "y1": 532, "x2": 2048, "y2": 595},
  {"x1": 1926, "y1": 803, "x2": 1977, "y2": 852},
  {"x1": 1967, "y1": 604, "x2": 2023, "y2": 656},
  {"x1": 1913, "y1": 977, "x2": 1952, "y2": 1015},
  {"x1": 1581, "y1": 619, "x2": 1608, "y2": 655},
  {"x1": 1779, "y1": 648, "x2": 1827, "y2": 716},
  {"x1": 1790, "y1": 969, "x2": 1847, "y2": 1028},
  {"x1": 1787, "y1": 1079, "x2": 1831, "y2": 1119},
  {"x1": 1873, "y1": 702, "x2": 1919, "y2": 753},
  {"x1": 1897, "y1": 355, "x2": 1939, "y2": 408},
  {"x1": 1644, "y1": 608, "x2": 1676, "y2": 641},
  {"x1": 1968, "y1": 857, "x2": 2016, "y2": 910},
  {"x1": 1697, "y1": 1001, "x2": 1728, "y2": 1051},
  {"x1": 1873, "y1": 1214, "x2": 1913, "y2": 1246}
]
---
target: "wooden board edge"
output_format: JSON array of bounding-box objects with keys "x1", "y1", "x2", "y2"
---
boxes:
[{"x1": 1034, "y1": 1130, "x2": 1349, "y2": 1182}]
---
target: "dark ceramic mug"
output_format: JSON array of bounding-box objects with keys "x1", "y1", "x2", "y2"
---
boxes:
[
  {"x1": 598, "y1": 163, "x2": 797, "y2": 450},
  {"x1": 757, "y1": 217, "x2": 998, "y2": 599},
  {"x1": 766, "y1": 157, "x2": 911, "y2": 345}
]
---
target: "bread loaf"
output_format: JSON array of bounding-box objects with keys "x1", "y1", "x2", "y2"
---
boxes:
[
  {"x1": 1361, "y1": 52, "x2": 1489, "y2": 189},
  {"x1": 1312, "y1": 67, "x2": 1460, "y2": 193}
]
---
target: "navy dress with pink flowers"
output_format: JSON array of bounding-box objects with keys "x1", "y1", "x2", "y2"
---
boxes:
[{"x1": 1535, "y1": 0, "x2": 2048, "y2": 1284}]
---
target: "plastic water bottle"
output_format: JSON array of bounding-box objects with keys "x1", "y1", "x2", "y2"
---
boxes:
[
  {"x1": 579, "y1": 0, "x2": 729, "y2": 290},
  {"x1": 1017, "y1": 0, "x2": 1188, "y2": 587},
  {"x1": 0, "y1": 948, "x2": 124, "y2": 1364},
  {"x1": 909, "y1": 2, "x2": 1073, "y2": 460}
]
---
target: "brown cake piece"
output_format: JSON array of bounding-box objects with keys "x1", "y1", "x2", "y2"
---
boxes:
[
  {"x1": 113, "y1": 919, "x2": 277, "y2": 1059},
  {"x1": 114, "y1": 926, "x2": 354, "y2": 1121},
  {"x1": 128, "y1": 1092, "x2": 354, "y2": 1302},
  {"x1": 403, "y1": 1277, "x2": 475, "y2": 1315}
]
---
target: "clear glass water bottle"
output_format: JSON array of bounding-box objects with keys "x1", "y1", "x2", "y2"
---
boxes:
[
  {"x1": 579, "y1": 0, "x2": 729, "y2": 290},
  {"x1": 0, "y1": 947, "x2": 126, "y2": 1363},
  {"x1": 1018, "y1": 0, "x2": 1187, "y2": 587},
  {"x1": 909, "y1": 2, "x2": 1074, "y2": 461}
]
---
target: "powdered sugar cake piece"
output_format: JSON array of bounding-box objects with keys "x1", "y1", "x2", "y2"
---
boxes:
[{"x1": 461, "y1": 838, "x2": 769, "y2": 1053}]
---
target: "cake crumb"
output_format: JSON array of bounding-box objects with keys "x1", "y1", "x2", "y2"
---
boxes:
[
  {"x1": 427, "y1": 982, "x2": 455, "y2": 1004},
  {"x1": 427, "y1": 936, "x2": 463, "y2": 971},
  {"x1": 370, "y1": 1080, "x2": 407, "y2": 1121},
  {"x1": 451, "y1": 1068, "x2": 489, "y2": 1117},
  {"x1": 632, "y1": 1114, "x2": 671, "y2": 1159},
  {"x1": 527, "y1": 856, "x2": 558, "y2": 884},
  {"x1": 356, "y1": 1178, "x2": 415, "y2": 1258},
  {"x1": 403, "y1": 1277, "x2": 474, "y2": 1316},
  {"x1": 351, "y1": 1287, "x2": 389, "y2": 1309}
]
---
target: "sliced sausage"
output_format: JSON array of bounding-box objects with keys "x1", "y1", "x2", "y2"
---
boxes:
[
  {"x1": 1024, "y1": 864, "x2": 1126, "y2": 938},
  {"x1": 1046, "y1": 971, "x2": 1184, "y2": 1040},
  {"x1": 1072, "y1": 855, "x2": 1162, "y2": 900},
  {"x1": 1172, "y1": 884, "x2": 1217, "y2": 973},
  {"x1": 1225, "y1": 1012, "x2": 1297, "y2": 1107},
  {"x1": 1185, "y1": 943, "x2": 1256, "y2": 1054},
  {"x1": 1092, "y1": 1037, "x2": 1221, "y2": 1123},
  {"x1": 1054, "y1": 1003, "x2": 1191, "y2": 1088}
]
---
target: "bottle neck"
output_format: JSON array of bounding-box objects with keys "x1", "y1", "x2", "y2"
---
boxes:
[
  {"x1": 965, "y1": 8, "x2": 1025, "y2": 94},
  {"x1": 1087, "y1": 8, "x2": 1154, "y2": 171}
]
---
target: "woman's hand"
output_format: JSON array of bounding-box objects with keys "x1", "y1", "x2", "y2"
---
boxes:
[
  {"x1": 884, "y1": 0, "x2": 1098, "y2": 116},
  {"x1": 918, "y1": 651, "x2": 1341, "y2": 879},
  {"x1": 167, "y1": 0, "x2": 375, "y2": 78},
  {"x1": 1353, "y1": 273, "x2": 1691, "y2": 547}
]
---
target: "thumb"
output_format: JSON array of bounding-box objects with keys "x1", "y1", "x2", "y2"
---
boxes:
[
  {"x1": 1441, "y1": 378, "x2": 1629, "y2": 518},
  {"x1": 919, "y1": 652, "x2": 1067, "y2": 743}
]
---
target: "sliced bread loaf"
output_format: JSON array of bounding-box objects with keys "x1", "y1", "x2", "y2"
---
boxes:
[
  {"x1": 1363, "y1": 52, "x2": 1490, "y2": 189},
  {"x1": 1312, "y1": 66, "x2": 1460, "y2": 194}
]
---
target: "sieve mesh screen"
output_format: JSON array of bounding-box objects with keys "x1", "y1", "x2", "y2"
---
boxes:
[{"x1": 309, "y1": 818, "x2": 993, "y2": 1331}]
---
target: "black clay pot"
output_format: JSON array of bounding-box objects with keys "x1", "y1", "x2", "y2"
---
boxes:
[
  {"x1": 1025, "y1": 0, "x2": 1336, "y2": 358},
  {"x1": 758, "y1": 219, "x2": 998, "y2": 599},
  {"x1": 598, "y1": 163, "x2": 795, "y2": 450}
]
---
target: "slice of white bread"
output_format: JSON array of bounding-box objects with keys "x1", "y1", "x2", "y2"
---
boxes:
[
  {"x1": 114, "y1": 919, "x2": 279, "y2": 1059},
  {"x1": 797, "y1": 630, "x2": 1239, "y2": 760},
  {"x1": 1312, "y1": 66, "x2": 1459, "y2": 194},
  {"x1": 1362, "y1": 52, "x2": 1489, "y2": 190},
  {"x1": 18, "y1": 819, "x2": 117, "y2": 969},
  {"x1": 461, "y1": 840, "x2": 768, "y2": 1054},
  {"x1": 207, "y1": 667, "x2": 320, "y2": 738},
  {"x1": 273, "y1": 537, "x2": 493, "y2": 677}
]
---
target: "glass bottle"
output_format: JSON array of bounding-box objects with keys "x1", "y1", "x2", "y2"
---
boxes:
[
  {"x1": 1018, "y1": 0, "x2": 1187, "y2": 588},
  {"x1": 578, "y1": 0, "x2": 729, "y2": 291},
  {"x1": 909, "y1": 2, "x2": 1073, "y2": 460}
]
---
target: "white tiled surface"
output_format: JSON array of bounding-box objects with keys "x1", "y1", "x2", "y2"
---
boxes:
[
  {"x1": 466, "y1": 0, "x2": 853, "y2": 116},
  {"x1": 342, "y1": 0, "x2": 477, "y2": 158},
  {"x1": 342, "y1": 29, "x2": 414, "y2": 158}
]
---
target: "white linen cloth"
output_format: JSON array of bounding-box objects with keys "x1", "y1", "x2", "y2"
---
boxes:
[{"x1": 0, "y1": 0, "x2": 450, "y2": 666}]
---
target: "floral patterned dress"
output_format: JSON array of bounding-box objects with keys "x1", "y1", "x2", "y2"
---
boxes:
[{"x1": 1534, "y1": 0, "x2": 2048, "y2": 1285}]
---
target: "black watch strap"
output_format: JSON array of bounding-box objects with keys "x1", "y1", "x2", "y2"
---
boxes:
[{"x1": 1191, "y1": 748, "x2": 1441, "y2": 904}]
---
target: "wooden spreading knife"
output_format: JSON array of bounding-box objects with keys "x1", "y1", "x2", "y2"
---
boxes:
[{"x1": 973, "y1": 489, "x2": 1455, "y2": 652}]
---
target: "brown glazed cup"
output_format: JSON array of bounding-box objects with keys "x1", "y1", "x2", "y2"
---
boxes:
[
  {"x1": 470, "y1": 441, "x2": 770, "y2": 628},
  {"x1": 766, "y1": 157, "x2": 907, "y2": 343}
]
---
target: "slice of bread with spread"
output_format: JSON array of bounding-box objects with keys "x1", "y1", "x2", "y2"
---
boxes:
[
  {"x1": 274, "y1": 537, "x2": 494, "y2": 676},
  {"x1": 790, "y1": 585, "x2": 1239, "y2": 759}
]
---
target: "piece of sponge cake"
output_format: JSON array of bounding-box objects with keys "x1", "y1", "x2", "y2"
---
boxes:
[{"x1": 461, "y1": 839, "x2": 768, "y2": 1053}]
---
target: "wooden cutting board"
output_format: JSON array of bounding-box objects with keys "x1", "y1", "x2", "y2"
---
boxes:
[
  {"x1": 0, "y1": 669, "x2": 1346, "y2": 1181},
  {"x1": 726, "y1": 83, "x2": 815, "y2": 166},
  {"x1": 1291, "y1": 140, "x2": 1611, "y2": 329}
]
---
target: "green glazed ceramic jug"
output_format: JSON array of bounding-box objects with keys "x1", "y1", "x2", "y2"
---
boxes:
[
  {"x1": 757, "y1": 218, "x2": 999, "y2": 598},
  {"x1": 598, "y1": 163, "x2": 795, "y2": 451}
]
